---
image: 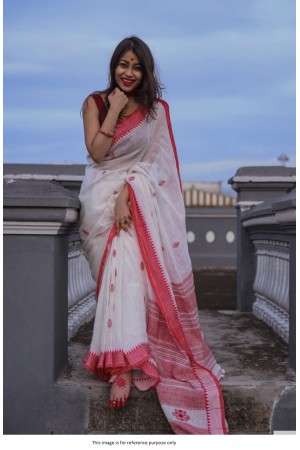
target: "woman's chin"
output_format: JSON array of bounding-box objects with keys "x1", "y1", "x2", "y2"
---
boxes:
[
  {"x1": 119, "y1": 87, "x2": 137, "y2": 97},
  {"x1": 116, "y1": 81, "x2": 138, "y2": 94}
]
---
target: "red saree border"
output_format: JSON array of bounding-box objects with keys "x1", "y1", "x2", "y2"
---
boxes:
[
  {"x1": 128, "y1": 185, "x2": 228, "y2": 434},
  {"x1": 90, "y1": 92, "x2": 147, "y2": 152},
  {"x1": 156, "y1": 99, "x2": 182, "y2": 190},
  {"x1": 129, "y1": 185, "x2": 190, "y2": 352},
  {"x1": 111, "y1": 107, "x2": 147, "y2": 148},
  {"x1": 83, "y1": 343, "x2": 161, "y2": 388}
]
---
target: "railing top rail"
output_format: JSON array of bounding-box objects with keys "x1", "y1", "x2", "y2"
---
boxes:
[{"x1": 228, "y1": 166, "x2": 296, "y2": 185}]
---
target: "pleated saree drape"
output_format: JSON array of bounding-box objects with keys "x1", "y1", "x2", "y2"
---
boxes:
[{"x1": 79, "y1": 96, "x2": 228, "y2": 434}]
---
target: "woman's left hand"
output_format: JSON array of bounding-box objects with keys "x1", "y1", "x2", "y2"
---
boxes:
[{"x1": 114, "y1": 186, "x2": 132, "y2": 236}]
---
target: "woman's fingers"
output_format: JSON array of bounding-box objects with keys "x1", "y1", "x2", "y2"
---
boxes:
[
  {"x1": 115, "y1": 220, "x2": 120, "y2": 236},
  {"x1": 108, "y1": 88, "x2": 128, "y2": 111},
  {"x1": 116, "y1": 216, "x2": 131, "y2": 235},
  {"x1": 120, "y1": 217, "x2": 131, "y2": 230},
  {"x1": 121, "y1": 223, "x2": 129, "y2": 232}
]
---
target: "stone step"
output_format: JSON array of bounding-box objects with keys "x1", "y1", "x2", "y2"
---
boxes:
[{"x1": 57, "y1": 310, "x2": 295, "y2": 435}]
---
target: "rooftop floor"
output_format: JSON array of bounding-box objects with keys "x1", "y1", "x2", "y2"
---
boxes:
[{"x1": 59, "y1": 310, "x2": 295, "y2": 435}]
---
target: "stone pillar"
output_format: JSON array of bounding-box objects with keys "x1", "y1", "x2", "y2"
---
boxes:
[
  {"x1": 3, "y1": 179, "x2": 88, "y2": 434},
  {"x1": 228, "y1": 166, "x2": 295, "y2": 311}
]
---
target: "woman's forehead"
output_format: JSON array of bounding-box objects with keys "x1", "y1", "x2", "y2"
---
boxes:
[{"x1": 120, "y1": 50, "x2": 139, "y2": 63}]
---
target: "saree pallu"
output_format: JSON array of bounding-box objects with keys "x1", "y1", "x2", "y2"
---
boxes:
[{"x1": 79, "y1": 98, "x2": 228, "y2": 434}]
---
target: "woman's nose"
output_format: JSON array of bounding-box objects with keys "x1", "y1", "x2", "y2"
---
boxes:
[{"x1": 124, "y1": 67, "x2": 134, "y2": 77}]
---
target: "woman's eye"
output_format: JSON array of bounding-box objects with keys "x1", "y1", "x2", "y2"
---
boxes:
[
  {"x1": 134, "y1": 66, "x2": 142, "y2": 71},
  {"x1": 119, "y1": 62, "x2": 127, "y2": 68}
]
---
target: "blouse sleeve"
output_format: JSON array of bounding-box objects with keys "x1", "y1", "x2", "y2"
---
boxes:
[{"x1": 91, "y1": 93, "x2": 108, "y2": 125}]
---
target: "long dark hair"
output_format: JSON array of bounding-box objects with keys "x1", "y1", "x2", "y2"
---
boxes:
[{"x1": 103, "y1": 36, "x2": 164, "y2": 118}]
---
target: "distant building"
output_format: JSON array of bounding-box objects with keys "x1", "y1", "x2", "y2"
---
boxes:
[
  {"x1": 182, "y1": 181, "x2": 222, "y2": 192},
  {"x1": 182, "y1": 181, "x2": 236, "y2": 207}
]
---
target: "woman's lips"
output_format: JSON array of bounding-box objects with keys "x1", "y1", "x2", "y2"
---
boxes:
[{"x1": 121, "y1": 78, "x2": 135, "y2": 87}]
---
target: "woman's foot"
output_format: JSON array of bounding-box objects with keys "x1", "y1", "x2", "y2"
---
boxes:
[{"x1": 109, "y1": 371, "x2": 132, "y2": 408}]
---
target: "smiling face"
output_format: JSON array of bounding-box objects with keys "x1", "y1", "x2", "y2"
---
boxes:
[{"x1": 114, "y1": 50, "x2": 143, "y2": 93}]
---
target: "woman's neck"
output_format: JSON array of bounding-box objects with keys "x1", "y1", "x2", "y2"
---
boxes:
[
  {"x1": 122, "y1": 97, "x2": 140, "y2": 116},
  {"x1": 126, "y1": 91, "x2": 136, "y2": 98}
]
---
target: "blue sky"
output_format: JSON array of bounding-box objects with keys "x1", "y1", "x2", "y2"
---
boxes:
[{"x1": 3, "y1": 0, "x2": 296, "y2": 187}]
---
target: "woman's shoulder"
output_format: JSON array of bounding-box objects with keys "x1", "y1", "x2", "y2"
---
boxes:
[
  {"x1": 83, "y1": 91, "x2": 107, "y2": 115},
  {"x1": 154, "y1": 98, "x2": 169, "y2": 107},
  {"x1": 154, "y1": 98, "x2": 170, "y2": 112},
  {"x1": 87, "y1": 91, "x2": 106, "y2": 108},
  {"x1": 153, "y1": 98, "x2": 171, "y2": 118}
]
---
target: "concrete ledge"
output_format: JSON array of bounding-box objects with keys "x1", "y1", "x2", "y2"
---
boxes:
[
  {"x1": 3, "y1": 179, "x2": 79, "y2": 208},
  {"x1": 3, "y1": 179, "x2": 80, "y2": 234},
  {"x1": 270, "y1": 386, "x2": 296, "y2": 433},
  {"x1": 3, "y1": 163, "x2": 86, "y2": 177},
  {"x1": 242, "y1": 189, "x2": 296, "y2": 225},
  {"x1": 228, "y1": 166, "x2": 296, "y2": 184}
]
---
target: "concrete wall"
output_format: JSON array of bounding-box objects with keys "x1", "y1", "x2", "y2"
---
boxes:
[{"x1": 186, "y1": 206, "x2": 236, "y2": 268}]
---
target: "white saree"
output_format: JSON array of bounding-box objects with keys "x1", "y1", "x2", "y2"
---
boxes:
[{"x1": 79, "y1": 96, "x2": 228, "y2": 434}]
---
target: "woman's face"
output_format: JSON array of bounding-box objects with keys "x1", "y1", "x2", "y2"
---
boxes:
[{"x1": 115, "y1": 50, "x2": 143, "y2": 93}]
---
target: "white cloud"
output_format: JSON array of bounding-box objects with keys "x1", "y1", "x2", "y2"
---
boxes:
[
  {"x1": 171, "y1": 94, "x2": 293, "y2": 122},
  {"x1": 3, "y1": 30, "x2": 115, "y2": 81},
  {"x1": 4, "y1": 108, "x2": 80, "y2": 129},
  {"x1": 4, "y1": 61, "x2": 51, "y2": 75},
  {"x1": 180, "y1": 156, "x2": 295, "y2": 182},
  {"x1": 181, "y1": 157, "x2": 278, "y2": 174},
  {"x1": 150, "y1": 27, "x2": 294, "y2": 68}
]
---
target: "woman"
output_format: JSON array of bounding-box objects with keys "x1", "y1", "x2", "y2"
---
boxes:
[{"x1": 79, "y1": 36, "x2": 228, "y2": 434}]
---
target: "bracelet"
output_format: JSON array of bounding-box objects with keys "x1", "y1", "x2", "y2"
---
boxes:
[{"x1": 99, "y1": 129, "x2": 114, "y2": 138}]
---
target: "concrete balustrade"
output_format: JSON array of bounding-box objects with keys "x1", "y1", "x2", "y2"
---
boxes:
[
  {"x1": 228, "y1": 167, "x2": 296, "y2": 369},
  {"x1": 68, "y1": 237, "x2": 96, "y2": 339},
  {"x1": 252, "y1": 239, "x2": 290, "y2": 342}
]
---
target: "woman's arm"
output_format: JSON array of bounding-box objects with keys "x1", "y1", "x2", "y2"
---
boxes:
[{"x1": 82, "y1": 89, "x2": 128, "y2": 164}]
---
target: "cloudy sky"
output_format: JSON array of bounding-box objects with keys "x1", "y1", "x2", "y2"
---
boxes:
[{"x1": 3, "y1": 0, "x2": 296, "y2": 187}]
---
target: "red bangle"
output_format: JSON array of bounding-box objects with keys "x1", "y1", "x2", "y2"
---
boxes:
[{"x1": 99, "y1": 129, "x2": 114, "y2": 138}]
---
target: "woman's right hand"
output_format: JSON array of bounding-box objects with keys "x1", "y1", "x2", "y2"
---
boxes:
[
  {"x1": 108, "y1": 88, "x2": 128, "y2": 114},
  {"x1": 114, "y1": 185, "x2": 131, "y2": 236}
]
